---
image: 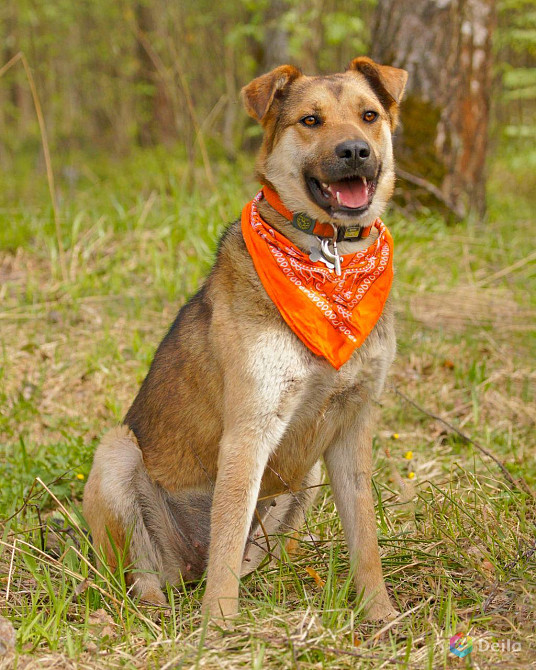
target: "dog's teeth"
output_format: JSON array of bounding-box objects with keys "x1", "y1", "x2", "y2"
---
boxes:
[
  {"x1": 321, "y1": 182, "x2": 329, "y2": 190},
  {"x1": 363, "y1": 177, "x2": 367, "y2": 186},
  {"x1": 336, "y1": 192, "x2": 341, "y2": 204}
]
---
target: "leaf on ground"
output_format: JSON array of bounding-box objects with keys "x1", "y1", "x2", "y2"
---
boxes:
[
  {"x1": 305, "y1": 566, "x2": 325, "y2": 588},
  {"x1": 74, "y1": 577, "x2": 91, "y2": 596},
  {"x1": 481, "y1": 560, "x2": 496, "y2": 574},
  {"x1": 88, "y1": 608, "x2": 117, "y2": 639}
]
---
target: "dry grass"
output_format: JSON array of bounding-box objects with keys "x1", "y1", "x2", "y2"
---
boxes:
[{"x1": 0, "y1": 148, "x2": 535, "y2": 668}]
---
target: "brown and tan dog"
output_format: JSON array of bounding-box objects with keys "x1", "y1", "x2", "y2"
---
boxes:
[{"x1": 83, "y1": 57, "x2": 407, "y2": 621}]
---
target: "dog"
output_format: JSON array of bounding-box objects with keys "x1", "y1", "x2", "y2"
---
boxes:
[{"x1": 83, "y1": 56, "x2": 408, "y2": 622}]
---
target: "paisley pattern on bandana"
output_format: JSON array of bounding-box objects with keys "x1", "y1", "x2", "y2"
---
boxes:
[{"x1": 241, "y1": 191, "x2": 394, "y2": 369}]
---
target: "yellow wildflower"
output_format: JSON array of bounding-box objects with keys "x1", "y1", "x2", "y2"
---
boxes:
[
  {"x1": 76, "y1": 473, "x2": 85, "y2": 480},
  {"x1": 404, "y1": 451, "x2": 413, "y2": 460}
]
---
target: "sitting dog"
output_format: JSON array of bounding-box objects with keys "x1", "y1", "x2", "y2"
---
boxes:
[{"x1": 83, "y1": 56, "x2": 407, "y2": 621}]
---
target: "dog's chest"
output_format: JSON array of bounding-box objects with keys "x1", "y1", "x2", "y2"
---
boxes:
[{"x1": 260, "y1": 329, "x2": 393, "y2": 492}]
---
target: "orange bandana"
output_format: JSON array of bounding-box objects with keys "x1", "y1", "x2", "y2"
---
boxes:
[{"x1": 241, "y1": 190, "x2": 394, "y2": 369}]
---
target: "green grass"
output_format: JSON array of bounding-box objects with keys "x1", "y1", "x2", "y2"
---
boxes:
[{"x1": 0, "y1": 144, "x2": 535, "y2": 668}]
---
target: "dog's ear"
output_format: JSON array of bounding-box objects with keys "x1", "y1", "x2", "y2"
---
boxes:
[
  {"x1": 347, "y1": 57, "x2": 408, "y2": 127},
  {"x1": 347, "y1": 57, "x2": 408, "y2": 104},
  {"x1": 241, "y1": 65, "x2": 302, "y2": 124}
]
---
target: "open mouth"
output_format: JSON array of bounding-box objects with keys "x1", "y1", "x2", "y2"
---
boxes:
[{"x1": 306, "y1": 174, "x2": 377, "y2": 217}]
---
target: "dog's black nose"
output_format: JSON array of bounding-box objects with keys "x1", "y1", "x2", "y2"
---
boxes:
[{"x1": 335, "y1": 140, "x2": 371, "y2": 166}]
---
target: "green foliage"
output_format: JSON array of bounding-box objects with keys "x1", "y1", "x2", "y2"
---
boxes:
[
  {"x1": 496, "y1": 0, "x2": 536, "y2": 139},
  {"x1": 1, "y1": 0, "x2": 534, "y2": 166},
  {"x1": 503, "y1": 68, "x2": 536, "y2": 100},
  {"x1": 497, "y1": 2, "x2": 536, "y2": 55},
  {"x1": 0, "y1": 0, "x2": 373, "y2": 161}
]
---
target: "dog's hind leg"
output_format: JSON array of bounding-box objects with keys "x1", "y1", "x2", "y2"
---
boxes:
[{"x1": 83, "y1": 426, "x2": 166, "y2": 605}]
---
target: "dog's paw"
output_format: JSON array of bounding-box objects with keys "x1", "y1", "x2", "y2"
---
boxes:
[
  {"x1": 141, "y1": 590, "x2": 167, "y2": 607},
  {"x1": 136, "y1": 585, "x2": 167, "y2": 607},
  {"x1": 364, "y1": 601, "x2": 400, "y2": 623},
  {"x1": 201, "y1": 594, "x2": 239, "y2": 624}
]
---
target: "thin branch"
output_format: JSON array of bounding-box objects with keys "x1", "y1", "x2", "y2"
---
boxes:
[
  {"x1": 391, "y1": 385, "x2": 534, "y2": 497},
  {"x1": 266, "y1": 464, "x2": 329, "y2": 571},
  {"x1": 5, "y1": 538, "x2": 17, "y2": 602},
  {"x1": 0, "y1": 464, "x2": 87, "y2": 525},
  {"x1": 167, "y1": 38, "x2": 217, "y2": 189},
  {"x1": 253, "y1": 508, "x2": 272, "y2": 558},
  {"x1": 476, "y1": 249, "x2": 536, "y2": 287},
  {"x1": 0, "y1": 52, "x2": 67, "y2": 280},
  {"x1": 132, "y1": 27, "x2": 223, "y2": 216},
  {"x1": 482, "y1": 539, "x2": 536, "y2": 613},
  {"x1": 396, "y1": 168, "x2": 465, "y2": 219},
  {"x1": 0, "y1": 52, "x2": 22, "y2": 77}
]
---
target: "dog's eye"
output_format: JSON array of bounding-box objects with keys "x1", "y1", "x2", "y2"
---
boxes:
[
  {"x1": 363, "y1": 111, "x2": 378, "y2": 123},
  {"x1": 301, "y1": 115, "x2": 320, "y2": 127}
]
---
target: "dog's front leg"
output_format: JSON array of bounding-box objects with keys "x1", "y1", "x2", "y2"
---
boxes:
[
  {"x1": 323, "y1": 408, "x2": 398, "y2": 621},
  {"x1": 202, "y1": 424, "x2": 276, "y2": 619},
  {"x1": 201, "y1": 322, "x2": 306, "y2": 619}
]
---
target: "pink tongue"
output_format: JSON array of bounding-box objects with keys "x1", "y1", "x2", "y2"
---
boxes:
[{"x1": 330, "y1": 179, "x2": 367, "y2": 208}]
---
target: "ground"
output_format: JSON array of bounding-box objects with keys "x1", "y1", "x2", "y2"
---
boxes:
[{"x1": 0, "y1": 146, "x2": 535, "y2": 668}]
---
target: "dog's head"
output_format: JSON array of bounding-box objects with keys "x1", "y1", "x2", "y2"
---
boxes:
[{"x1": 242, "y1": 57, "x2": 407, "y2": 226}]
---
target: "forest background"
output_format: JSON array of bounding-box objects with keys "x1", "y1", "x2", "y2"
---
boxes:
[{"x1": 0, "y1": 1, "x2": 535, "y2": 668}]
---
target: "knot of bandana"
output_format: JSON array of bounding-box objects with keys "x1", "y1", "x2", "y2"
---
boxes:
[{"x1": 241, "y1": 190, "x2": 394, "y2": 369}]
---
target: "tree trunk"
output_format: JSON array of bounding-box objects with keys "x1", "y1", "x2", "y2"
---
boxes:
[
  {"x1": 222, "y1": 41, "x2": 238, "y2": 157},
  {"x1": 298, "y1": 0, "x2": 325, "y2": 75},
  {"x1": 371, "y1": 0, "x2": 496, "y2": 218},
  {"x1": 261, "y1": 0, "x2": 290, "y2": 72},
  {"x1": 135, "y1": 2, "x2": 175, "y2": 146}
]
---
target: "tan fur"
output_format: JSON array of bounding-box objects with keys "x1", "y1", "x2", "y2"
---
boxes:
[{"x1": 84, "y1": 57, "x2": 407, "y2": 622}]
